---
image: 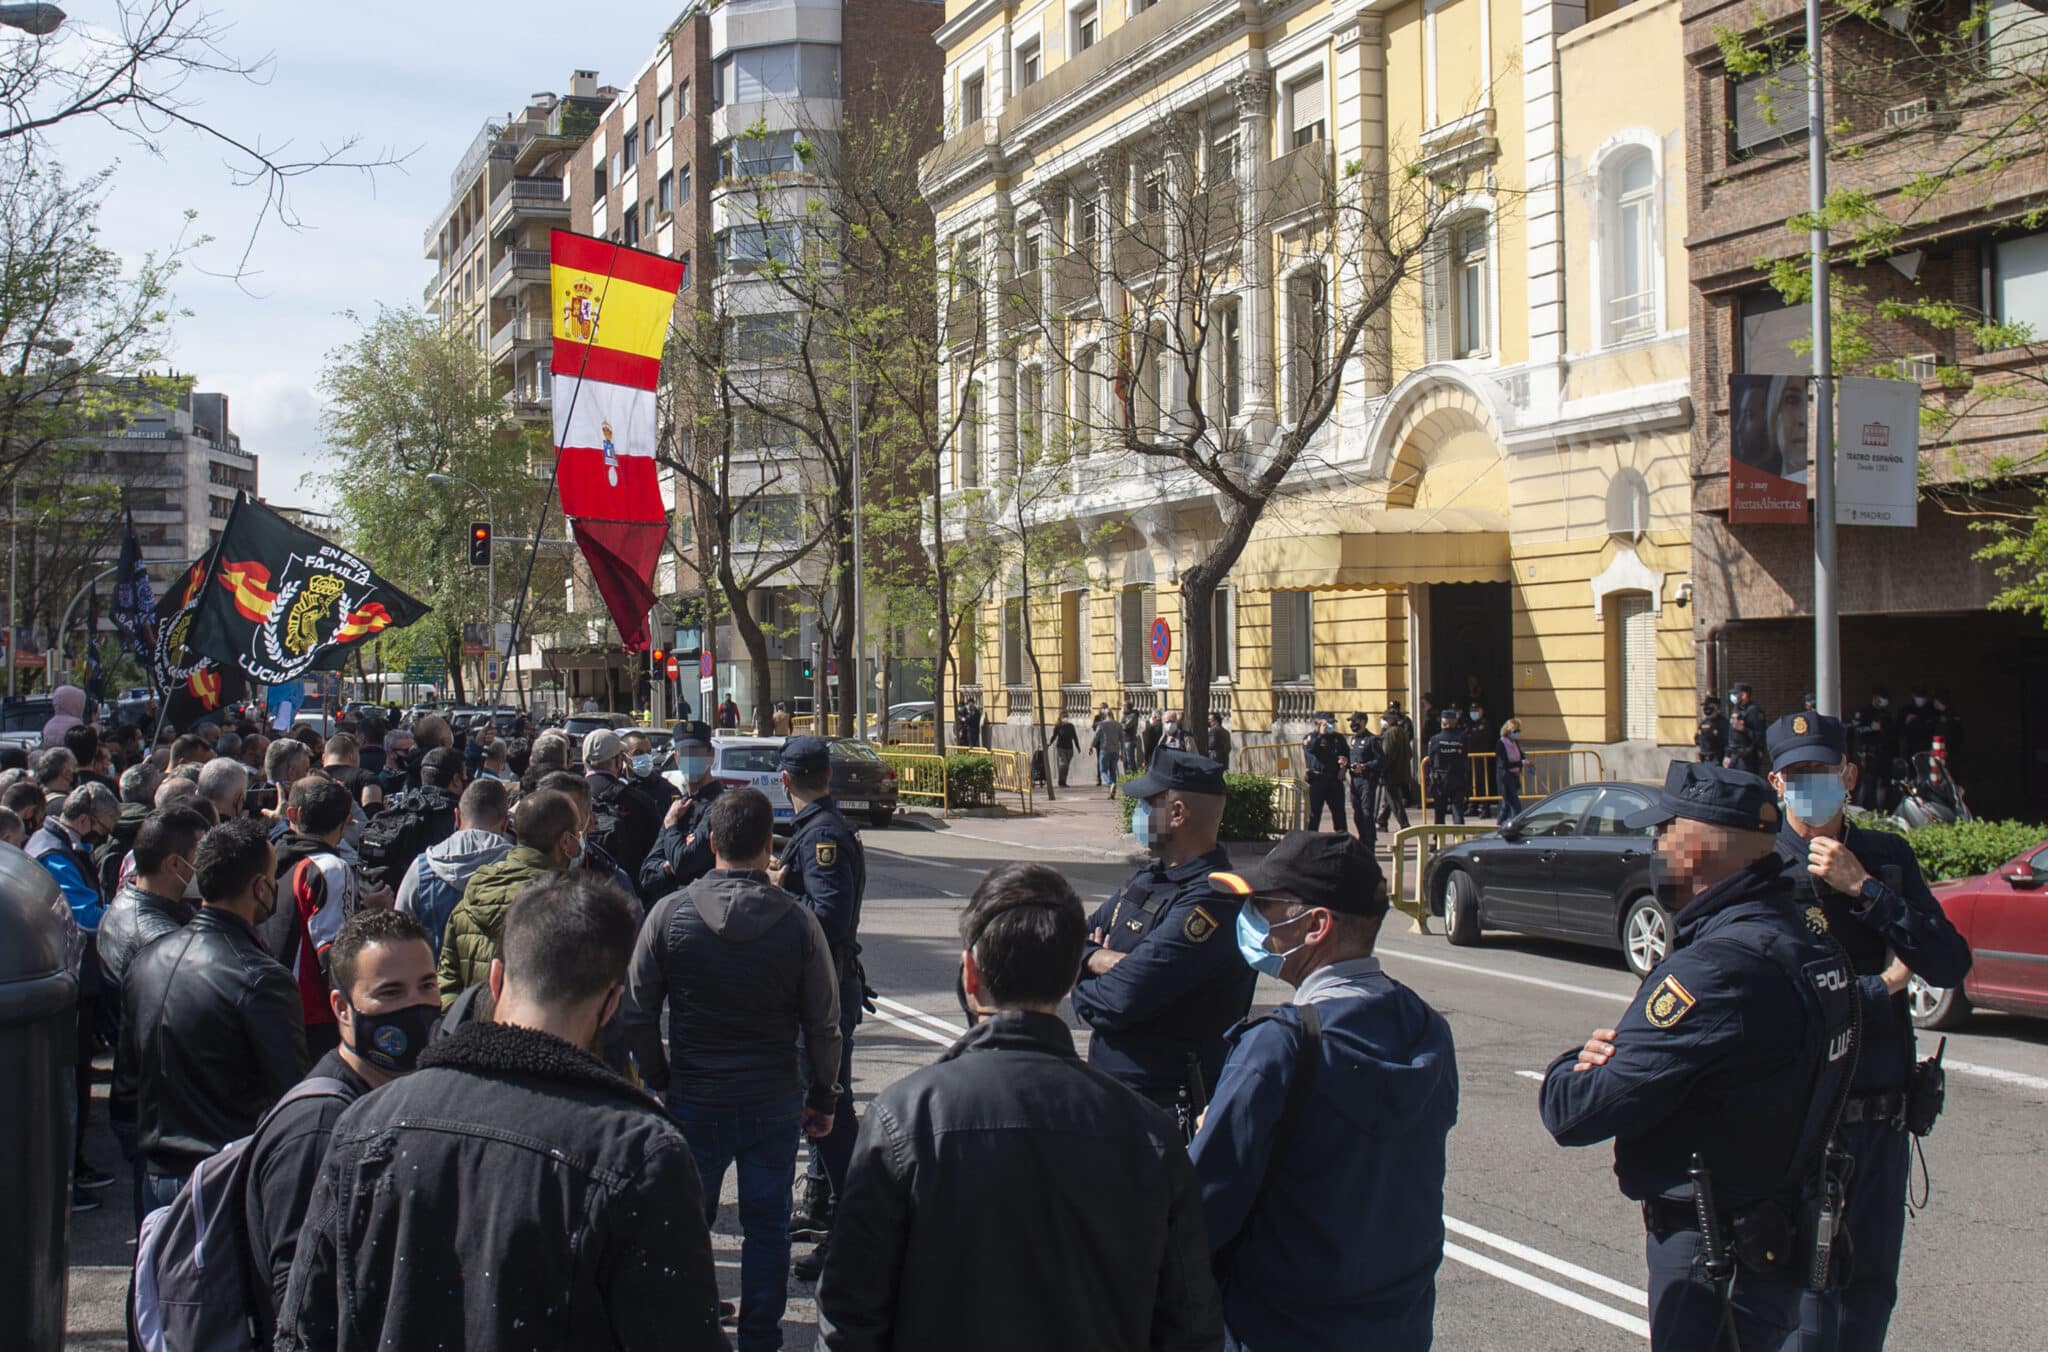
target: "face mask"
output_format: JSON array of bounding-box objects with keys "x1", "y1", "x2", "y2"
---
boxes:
[
  {"x1": 679, "y1": 753, "x2": 711, "y2": 780},
  {"x1": 1132, "y1": 800, "x2": 1172, "y2": 853},
  {"x1": 1470, "y1": 711, "x2": 1483, "y2": 722},
  {"x1": 346, "y1": 1000, "x2": 439, "y2": 1075},
  {"x1": 1873, "y1": 696, "x2": 1888, "y2": 709},
  {"x1": 1782, "y1": 773, "x2": 1848, "y2": 824},
  {"x1": 1235, "y1": 905, "x2": 1313, "y2": 978},
  {"x1": 253, "y1": 878, "x2": 279, "y2": 925},
  {"x1": 1914, "y1": 696, "x2": 1928, "y2": 707},
  {"x1": 630, "y1": 753, "x2": 655, "y2": 778}
]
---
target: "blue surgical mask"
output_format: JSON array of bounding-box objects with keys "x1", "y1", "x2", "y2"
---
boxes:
[
  {"x1": 679, "y1": 753, "x2": 711, "y2": 780},
  {"x1": 1782, "y1": 773, "x2": 1848, "y2": 824},
  {"x1": 1131, "y1": 800, "x2": 1155, "y2": 849},
  {"x1": 1235, "y1": 905, "x2": 1313, "y2": 977},
  {"x1": 630, "y1": 753, "x2": 655, "y2": 778},
  {"x1": 1470, "y1": 711, "x2": 1483, "y2": 722}
]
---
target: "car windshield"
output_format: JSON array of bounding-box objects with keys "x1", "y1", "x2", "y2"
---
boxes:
[
  {"x1": 564, "y1": 717, "x2": 616, "y2": 738},
  {"x1": 1, "y1": 701, "x2": 52, "y2": 732},
  {"x1": 831, "y1": 740, "x2": 882, "y2": 763},
  {"x1": 721, "y1": 746, "x2": 784, "y2": 774}
]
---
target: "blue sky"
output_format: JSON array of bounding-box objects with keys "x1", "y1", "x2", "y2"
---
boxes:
[{"x1": 46, "y1": 3, "x2": 657, "y2": 508}]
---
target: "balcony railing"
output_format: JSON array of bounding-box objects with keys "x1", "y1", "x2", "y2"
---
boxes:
[
  {"x1": 1004, "y1": 683, "x2": 1034, "y2": 719},
  {"x1": 1607, "y1": 290, "x2": 1656, "y2": 343},
  {"x1": 489, "y1": 313, "x2": 553, "y2": 361},
  {"x1": 1258, "y1": 139, "x2": 1334, "y2": 222},
  {"x1": 488, "y1": 248, "x2": 549, "y2": 295},
  {"x1": 489, "y1": 176, "x2": 571, "y2": 231},
  {"x1": 1061, "y1": 684, "x2": 1092, "y2": 719},
  {"x1": 1273, "y1": 682, "x2": 1316, "y2": 721},
  {"x1": 1121, "y1": 684, "x2": 1159, "y2": 714},
  {"x1": 1208, "y1": 682, "x2": 1232, "y2": 719},
  {"x1": 1112, "y1": 211, "x2": 1167, "y2": 279},
  {"x1": 1052, "y1": 249, "x2": 1096, "y2": 312}
]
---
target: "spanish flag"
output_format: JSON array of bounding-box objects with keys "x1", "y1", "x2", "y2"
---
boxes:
[{"x1": 549, "y1": 229, "x2": 687, "y2": 651}]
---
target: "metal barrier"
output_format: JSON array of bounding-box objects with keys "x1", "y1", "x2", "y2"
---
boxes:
[
  {"x1": 885, "y1": 723, "x2": 935, "y2": 746},
  {"x1": 982, "y1": 746, "x2": 1034, "y2": 813},
  {"x1": 1231, "y1": 740, "x2": 1299, "y2": 779},
  {"x1": 1268, "y1": 777, "x2": 1305, "y2": 832},
  {"x1": 878, "y1": 749, "x2": 949, "y2": 813},
  {"x1": 1419, "y1": 748, "x2": 1606, "y2": 816},
  {"x1": 791, "y1": 715, "x2": 814, "y2": 733},
  {"x1": 1387, "y1": 822, "x2": 1494, "y2": 934}
]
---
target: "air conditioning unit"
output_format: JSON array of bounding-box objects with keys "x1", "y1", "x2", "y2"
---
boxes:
[
  {"x1": 1900, "y1": 353, "x2": 1939, "y2": 382},
  {"x1": 1885, "y1": 98, "x2": 1934, "y2": 129}
]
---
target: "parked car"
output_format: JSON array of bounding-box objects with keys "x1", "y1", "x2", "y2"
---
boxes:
[
  {"x1": 1426, "y1": 781, "x2": 1669, "y2": 977},
  {"x1": 866, "y1": 701, "x2": 936, "y2": 740},
  {"x1": 1908, "y1": 840, "x2": 2048, "y2": 1029},
  {"x1": 662, "y1": 734, "x2": 899, "y2": 831},
  {"x1": 0, "y1": 696, "x2": 54, "y2": 753}
]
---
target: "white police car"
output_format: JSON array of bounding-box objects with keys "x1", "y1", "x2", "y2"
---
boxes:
[{"x1": 665, "y1": 735, "x2": 796, "y2": 827}]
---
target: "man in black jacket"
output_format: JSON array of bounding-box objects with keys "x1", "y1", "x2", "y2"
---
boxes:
[
  {"x1": 816, "y1": 862, "x2": 1222, "y2": 1352},
  {"x1": 625, "y1": 787, "x2": 841, "y2": 1350},
  {"x1": 584, "y1": 727, "x2": 662, "y2": 879},
  {"x1": 639, "y1": 722, "x2": 723, "y2": 902},
  {"x1": 242, "y1": 909, "x2": 440, "y2": 1345},
  {"x1": 122, "y1": 816, "x2": 307, "y2": 1216}
]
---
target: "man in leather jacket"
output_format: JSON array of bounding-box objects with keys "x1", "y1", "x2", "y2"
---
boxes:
[
  {"x1": 122, "y1": 816, "x2": 307, "y2": 1214},
  {"x1": 816, "y1": 862, "x2": 1222, "y2": 1351}
]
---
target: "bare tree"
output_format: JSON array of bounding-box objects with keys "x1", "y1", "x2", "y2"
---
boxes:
[{"x1": 1003, "y1": 87, "x2": 1480, "y2": 752}]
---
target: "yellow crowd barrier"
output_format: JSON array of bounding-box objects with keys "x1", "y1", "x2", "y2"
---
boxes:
[
  {"x1": 1419, "y1": 748, "x2": 1606, "y2": 816},
  {"x1": 878, "y1": 749, "x2": 949, "y2": 812},
  {"x1": 1268, "y1": 777, "x2": 1305, "y2": 832},
  {"x1": 983, "y1": 746, "x2": 1034, "y2": 813},
  {"x1": 884, "y1": 723, "x2": 935, "y2": 746},
  {"x1": 1386, "y1": 822, "x2": 1494, "y2": 934}
]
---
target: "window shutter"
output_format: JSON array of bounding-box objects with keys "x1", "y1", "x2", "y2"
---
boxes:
[
  {"x1": 1422, "y1": 231, "x2": 1451, "y2": 364},
  {"x1": 1618, "y1": 594, "x2": 1656, "y2": 741},
  {"x1": 1270, "y1": 593, "x2": 1298, "y2": 682},
  {"x1": 1121, "y1": 587, "x2": 1144, "y2": 684}
]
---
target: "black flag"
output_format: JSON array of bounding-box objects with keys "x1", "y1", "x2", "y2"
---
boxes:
[
  {"x1": 185, "y1": 493, "x2": 429, "y2": 684},
  {"x1": 154, "y1": 555, "x2": 246, "y2": 727},
  {"x1": 109, "y1": 508, "x2": 157, "y2": 672}
]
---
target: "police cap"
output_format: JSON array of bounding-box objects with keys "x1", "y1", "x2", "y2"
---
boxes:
[
  {"x1": 1121, "y1": 747, "x2": 1226, "y2": 800},
  {"x1": 1210, "y1": 830, "x2": 1387, "y2": 917},
  {"x1": 778, "y1": 735, "x2": 831, "y2": 774},
  {"x1": 1766, "y1": 712, "x2": 1846, "y2": 773},
  {"x1": 1623, "y1": 761, "x2": 1781, "y2": 834},
  {"x1": 671, "y1": 720, "x2": 713, "y2": 750}
]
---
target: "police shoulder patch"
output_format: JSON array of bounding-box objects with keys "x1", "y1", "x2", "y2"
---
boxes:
[
  {"x1": 816, "y1": 840, "x2": 838, "y2": 867},
  {"x1": 1804, "y1": 906, "x2": 1829, "y2": 935},
  {"x1": 1644, "y1": 974, "x2": 1697, "y2": 1029},
  {"x1": 1183, "y1": 905, "x2": 1219, "y2": 943}
]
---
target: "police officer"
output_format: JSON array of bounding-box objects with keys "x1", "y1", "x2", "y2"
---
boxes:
[
  {"x1": 1072, "y1": 748, "x2": 1257, "y2": 1132},
  {"x1": 1423, "y1": 710, "x2": 1470, "y2": 824},
  {"x1": 770, "y1": 735, "x2": 867, "y2": 1279},
  {"x1": 1301, "y1": 712, "x2": 1350, "y2": 834},
  {"x1": 1345, "y1": 713, "x2": 1381, "y2": 853},
  {"x1": 1727, "y1": 684, "x2": 1768, "y2": 774},
  {"x1": 636, "y1": 722, "x2": 722, "y2": 903},
  {"x1": 1849, "y1": 691, "x2": 1896, "y2": 814},
  {"x1": 1540, "y1": 762, "x2": 1860, "y2": 1351},
  {"x1": 1766, "y1": 713, "x2": 1972, "y2": 1351},
  {"x1": 1695, "y1": 696, "x2": 1730, "y2": 766}
]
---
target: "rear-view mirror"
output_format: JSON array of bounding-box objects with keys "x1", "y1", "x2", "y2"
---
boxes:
[
  {"x1": 2004, "y1": 867, "x2": 2045, "y2": 892},
  {"x1": 1498, "y1": 823, "x2": 1523, "y2": 842}
]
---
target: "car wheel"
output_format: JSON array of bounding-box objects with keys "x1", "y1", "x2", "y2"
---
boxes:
[
  {"x1": 1444, "y1": 870, "x2": 1481, "y2": 947},
  {"x1": 870, "y1": 810, "x2": 894, "y2": 830},
  {"x1": 1620, "y1": 895, "x2": 1673, "y2": 979},
  {"x1": 1908, "y1": 973, "x2": 1969, "y2": 1030}
]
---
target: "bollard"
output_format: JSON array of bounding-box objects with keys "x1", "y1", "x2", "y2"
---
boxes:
[{"x1": 0, "y1": 847, "x2": 79, "y2": 1352}]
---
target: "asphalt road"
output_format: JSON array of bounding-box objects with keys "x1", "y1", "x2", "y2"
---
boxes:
[{"x1": 62, "y1": 820, "x2": 2048, "y2": 1348}]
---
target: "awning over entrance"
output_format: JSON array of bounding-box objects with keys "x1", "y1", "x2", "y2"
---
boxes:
[{"x1": 1234, "y1": 507, "x2": 1511, "y2": 592}]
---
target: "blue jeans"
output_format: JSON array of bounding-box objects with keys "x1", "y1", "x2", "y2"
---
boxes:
[
  {"x1": 667, "y1": 1091, "x2": 804, "y2": 1351},
  {"x1": 1098, "y1": 751, "x2": 1119, "y2": 786}
]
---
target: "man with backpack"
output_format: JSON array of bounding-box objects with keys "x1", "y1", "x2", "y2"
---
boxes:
[
  {"x1": 266, "y1": 777, "x2": 391, "y2": 1058},
  {"x1": 123, "y1": 817, "x2": 306, "y2": 1216},
  {"x1": 1192, "y1": 833, "x2": 1457, "y2": 1350},
  {"x1": 436, "y1": 788, "x2": 582, "y2": 1004},
  {"x1": 358, "y1": 745, "x2": 464, "y2": 894},
  {"x1": 395, "y1": 777, "x2": 512, "y2": 956},
  {"x1": 583, "y1": 727, "x2": 662, "y2": 879}
]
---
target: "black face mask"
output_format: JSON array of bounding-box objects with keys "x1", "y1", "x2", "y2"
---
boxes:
[{"x1": 346, "y1": 1000, "x2": 440, "y2": 1074}]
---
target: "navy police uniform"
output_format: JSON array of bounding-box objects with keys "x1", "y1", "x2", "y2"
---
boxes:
[
  {"x1": 636, "y1": 722, "x2": 723, "y2": 904},
  {"x1": 1728, "y1": 691, "x2": 1769, "y2": 774},
  {"x1": 1301, "y1": 716, "x2": 1350, "y2": 833},
  {"x1": 1424, "y1": 718, "x2": 1470, "y2": 824},
  {"x1": 1347, "y1": 717, "x2": 1382, "y2": 851},
  {"x1": 774, "y1": 736, "x2": 868, "y2": 1199},
  {"x1": 1768, "y1": 714, "x2": 1972, "y2": 1352},
  {"x1": 1072, "y1": 750, "x2": 1258, "y2": 1112},
  {"x1": 1541, "y1": 763, "x2": 1860, "y2": 1352}
]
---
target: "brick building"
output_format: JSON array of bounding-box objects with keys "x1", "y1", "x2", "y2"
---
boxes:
[{"x1": 1683, "y1": 0, "x2": 2048, "y2": 813}]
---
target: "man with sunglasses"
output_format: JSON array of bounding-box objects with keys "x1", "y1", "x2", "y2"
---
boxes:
[{"x1": 1193, "y1": 832, "x2": 1457, "y2": 1351}]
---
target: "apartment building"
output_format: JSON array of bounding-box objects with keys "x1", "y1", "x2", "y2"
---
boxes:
[
  {"x1": 1684, "y1": 0, "x2": 2048, "y2": 812},
  {"x1": 921, "y1": 0, "x2": 1696, "y2": 772}
]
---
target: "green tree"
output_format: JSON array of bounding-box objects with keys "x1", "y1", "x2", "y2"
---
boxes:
[{"x1": 317, "y1": 308, "x2": 560, "y2": 703}]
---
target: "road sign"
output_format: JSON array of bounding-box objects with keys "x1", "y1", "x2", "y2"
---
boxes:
[
  {"x1": 826, "y1": 656, "x2": 840, "y2": 677},
  {"x1": 485, "y1": 655, "x2": 502, "y2": 685},
  {"x1": 1150, "y1": 662, "x2": 1169, "y2": 691},
  {"x1": 1149, "y1": 617, "x2": 1172, "y2": 665},
  {"x1": 665, "y1": 656, "x2": 681, "y2": 680},
  {"x1": 699, "y1": 675, "x2": 715, "y2": 696},
  {"x1": 699, "y1": 651, "x2": 714, "y2": 678},
  {"x1": 405, "y1": 656, "x2": 446, "y2": 680}
]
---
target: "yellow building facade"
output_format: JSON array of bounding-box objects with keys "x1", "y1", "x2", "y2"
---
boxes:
[{"x1": 921, "y1": 0, "x2": 1696, "y2": 774}]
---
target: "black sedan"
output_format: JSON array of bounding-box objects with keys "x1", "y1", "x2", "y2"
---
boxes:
[{"x1": 1425, "y1": 781, "x2": 1671, "y2": 977}]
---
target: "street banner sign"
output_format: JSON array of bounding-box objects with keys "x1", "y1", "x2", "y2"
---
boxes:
[
  {"x1": 1835, "y1": 377, "x2": 1920, "y2": 527},
  {"x1": 1728, "y1": 373, "x2": 1810, "y2": 523}
]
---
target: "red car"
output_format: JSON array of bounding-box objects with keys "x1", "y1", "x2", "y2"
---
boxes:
[{"x1": 1909, "y1": 841, "x2": 2048, "y2": 1029}]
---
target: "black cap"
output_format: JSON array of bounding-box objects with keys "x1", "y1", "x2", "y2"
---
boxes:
[
  {"x1": 671, "y1": 720, "x2": 713, "y2": 749},
  {"x1": 1121, "y1": 747, "x2": 1226, "y2": 799},
  {"x1": 1209, "y1": 831, "x2": 1387, "y2": 917},
  {"x1": 778, "y1": 735, "x2": 831, "y2": 774},
  {"x1": 1623, "y1": 762, "x2": 1782, "y2": 833},
  {"x1": 1312, "y1": 710, "x2": 1335, "y2": 723},
  {"x1": 420, "y1": 745, "x2": 465, "y2": 788},
  {"x1": 1440, "y1": 709, "x2": 1459, "y2": 724},
  {"x1": 1348, "y1": 712, "x2": 1367, "y2": 728},
  {"x1": 1766, "y1": 712, "x2": 1846, "y2": 773}
]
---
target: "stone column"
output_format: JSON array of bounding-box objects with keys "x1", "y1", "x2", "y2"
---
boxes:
[
  {"x1": 1232, "y1": 70, "x2": 1276, "y2": 420},
  {"x1": 1335, "y1": 10, "x2": 1392, "y2": 398}
]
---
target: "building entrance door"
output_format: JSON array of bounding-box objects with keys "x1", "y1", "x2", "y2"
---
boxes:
[{"x1": 1426, "y1": 582, "x2": 1513, "y2": 724}]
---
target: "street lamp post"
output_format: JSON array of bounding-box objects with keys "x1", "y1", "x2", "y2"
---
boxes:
[{"x1": 427, "y1": 473, "x2": 496, "y2": 703}]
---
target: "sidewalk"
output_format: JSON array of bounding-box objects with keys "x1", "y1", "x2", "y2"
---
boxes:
[{"x1": 895, "y1": 779, "x2": 1144, "y2": 862}]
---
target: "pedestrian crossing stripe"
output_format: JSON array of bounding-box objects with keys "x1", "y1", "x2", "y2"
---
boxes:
[{"x1": 1644, "y1": 974, "x2": 1696, "y2": 1029}]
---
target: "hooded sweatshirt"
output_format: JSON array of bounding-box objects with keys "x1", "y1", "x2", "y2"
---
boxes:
[
  {"x1": 1190, "y1": 957, "x2": 1459, "y2": 1351},
  {"x1": 41, "y1": 684, "x2": 86, "y2": 748},
  {"x1": 396, "y1": 828, "x2": 512, "y2": 956}
]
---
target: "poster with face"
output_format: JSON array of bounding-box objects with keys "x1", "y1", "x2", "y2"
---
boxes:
[{"x1": 1729, "y1": 373, "x2": 1811, "y2": 523}]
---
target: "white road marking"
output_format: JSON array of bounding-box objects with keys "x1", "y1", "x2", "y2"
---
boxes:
[
  {"x1": 1444, "y1": 1216, "x2": 1649, "y2": 1305},
  {"x1": 1443, "y1": 1242, "x2": 1650, "y2": 1339},
  {"x1": 873, "y1": 995, "x2": 966, "y2": 1038},
  {"x1": 1379, "y1": 944, "x2": 1635, "y2": 1004},
  {"x1": 1946, "y1": 1057, "x2": 2048, "y2": 1096},
  {"x1": 865, "y1": 1004, "x2": 957, "y2": 1047},
  {"x1": 1514, "y1": 1070, "x2": 1545, "y2": 1081}
]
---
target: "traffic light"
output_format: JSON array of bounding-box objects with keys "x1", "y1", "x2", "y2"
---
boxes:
[
  {"x1": 468, "y1": 521, "x2": 492, "y2": 567},
  {"x1": 651, "y1": 647, "x2": 667, "y2": 668},
  {"x1": 801, "y1": 653, "x2": 814, "y2": 680}
]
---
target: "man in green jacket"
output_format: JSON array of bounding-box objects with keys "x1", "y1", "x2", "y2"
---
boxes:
[{"x1": 437, "y1": 788, "x2": 582, "y2": 1005}]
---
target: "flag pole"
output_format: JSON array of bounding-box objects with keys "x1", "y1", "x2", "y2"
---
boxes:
[{"x1": 491, "y1": 236, "x2": 626, "y2": 709}]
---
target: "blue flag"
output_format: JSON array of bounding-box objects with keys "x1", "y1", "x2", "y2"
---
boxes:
[{"x1": 110, "y1": 508, "x2": 158, "y2": 673}]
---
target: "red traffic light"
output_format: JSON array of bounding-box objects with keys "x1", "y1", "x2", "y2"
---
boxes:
[{"x1": 651, "y1": 648, "x2": 667, "y2": 664}]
